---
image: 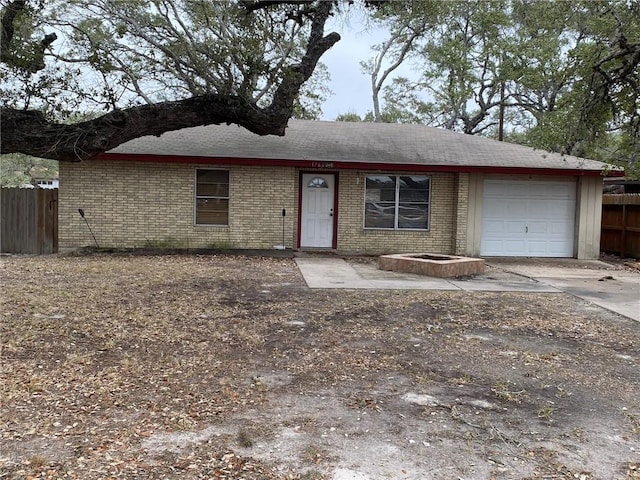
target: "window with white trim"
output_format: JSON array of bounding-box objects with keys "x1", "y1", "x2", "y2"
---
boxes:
[
  {"x1": 364, "y1": 175, "x2": 430, "y2": 230},
  {"x1": 195, "y1": 169, "x2": 229, "y2": 225}
]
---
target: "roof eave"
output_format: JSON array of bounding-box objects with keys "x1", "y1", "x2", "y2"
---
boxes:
[{"x1": 96, "y1": 153, "x2": 612, "y2": 177}]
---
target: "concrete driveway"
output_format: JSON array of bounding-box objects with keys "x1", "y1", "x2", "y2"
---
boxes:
[
  {"x1": 295, "y1": 256, "x2": 640, "y2": 322},
  {"x1": 489, "y1": 258, "x2": 640, "y2": 322}
]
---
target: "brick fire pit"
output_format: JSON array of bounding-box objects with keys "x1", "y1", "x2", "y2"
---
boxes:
[{"x1": 379, "y1": 253, "x2": 485, "y2": 278}]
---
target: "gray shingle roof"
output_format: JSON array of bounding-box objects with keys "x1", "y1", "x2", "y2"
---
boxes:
[{"x1": 107, "y1": 119, "x2": 612, "y2": 172}]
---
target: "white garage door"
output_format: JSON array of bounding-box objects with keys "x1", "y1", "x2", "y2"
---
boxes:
[{"x1": 481, "y1": 180, "x2": 576, "y2": 257}]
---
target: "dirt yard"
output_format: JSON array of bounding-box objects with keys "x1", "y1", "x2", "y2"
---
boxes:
[{"x1": 1, "y1": 253, "x2": 639, "y2": 480}]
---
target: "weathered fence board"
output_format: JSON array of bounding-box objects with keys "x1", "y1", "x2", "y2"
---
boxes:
[
  {"x1": 1, "y1": 188, "x2": 58, "y2": 254},
  {"x1": 601, "y1": 194, "x2": 640, "y2": 258}
]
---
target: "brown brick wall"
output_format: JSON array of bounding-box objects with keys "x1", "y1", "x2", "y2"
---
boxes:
[{"x1": 59, "y1": 162, "x2": 463, "y2": 254}]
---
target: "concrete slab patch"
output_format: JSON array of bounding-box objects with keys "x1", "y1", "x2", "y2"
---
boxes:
[
  {"x1": 401, "y1": 393, "x2": 441, "y2": 407},
  {"x1": 295, "y1": 258, "x2": 375, "y2": 289}
]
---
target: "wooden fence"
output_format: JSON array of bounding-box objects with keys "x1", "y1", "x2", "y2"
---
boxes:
[
  {"x1": 601, "y1": 194, "x2": 640, "y2": 259},
  {"x1": 0, "y1": 188, "x2": 58, "y2": 254}
]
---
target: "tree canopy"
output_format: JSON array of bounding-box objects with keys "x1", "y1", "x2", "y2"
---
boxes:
[
  {"x1": 3, "y1": 0, "x2": 638, "y2": 176},
  {"x1": 359, "y1": 0, "x2": 639, "y2": 176},
  {"x1": 0, "y1": 0, "x2": 341, "y2": 161}
]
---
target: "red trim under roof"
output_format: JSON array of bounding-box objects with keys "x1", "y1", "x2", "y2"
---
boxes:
[{"x1": 97, "y1": 152, "x2": 618, "y2": 177}]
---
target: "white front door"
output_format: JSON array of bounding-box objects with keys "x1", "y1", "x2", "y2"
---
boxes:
[
  {"x1": 301, "y1": 173, "x2": 335, "y2": 248},
  {"x1": 480, "y1": 179, "x2": 576, "y2": 257}
]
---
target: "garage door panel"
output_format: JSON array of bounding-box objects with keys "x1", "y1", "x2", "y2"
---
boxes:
[
  {"x1": 481, "y1": 180, "x2": 576, "y2": 257},
  {"x1": 551, "y1": 204, "x2": 574, "y2": 217},
  {"x1": 487, "y1": 183, "x2": 520, "y2": 196},
  {"x1": 528, "y1": 187, "x2": 551, "y2": 198},
  {"x1": 555, "y1": 183, "x2": 575, "y2": 195},
  {"x1": 505, "y1": 221, "x2": 526, "y2": 234},
  {"x1": 527, "y1": 221, "x2": 549, "y2": 235},
  {"x1": 526, "y1": 241, "x2": 549, "y2": 256},
  {"x1": 483, "y1": 219, "x2": 506, "y2": 235},
  {"x1": 527, "y1": 202, "x2": 551, "y2": 218},
  {"x1": 549, "y1": 221, "x2": 571, "y2": 235},
  {"x1": 485, "y1": 198, "x2": 527, "y2": 217},
  {"x1": 482, "y1": 240, "x2": 505, "y2": 255},
  {"x1": 504, "y1": 240, "x2": 527, "y2": 254},
  {"x1": 483, "y1": 199, "x2": 508, "y2": 216},
  {"x1": 510, "y1": 201, "x2": 529, "y2": 217},
  {"x1": 546, "y1": 242, "x2": 573, "y2": 256}
]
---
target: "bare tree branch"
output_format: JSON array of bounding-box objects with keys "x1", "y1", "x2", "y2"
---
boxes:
[
  {"x1": 369, "y1": 25, "x2": 424, "y2": 122},
  {"x1": 266, "y1": 0, "x2": 339, "y2": 121}
]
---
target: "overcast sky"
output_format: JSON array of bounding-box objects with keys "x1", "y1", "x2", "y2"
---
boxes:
[{"x1": 319, "y1": 14, "x2": 387, "y2": 121}]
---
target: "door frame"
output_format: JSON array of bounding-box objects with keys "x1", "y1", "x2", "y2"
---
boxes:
[{"x1": 297, "y1": 171, "x2": 339, "y2": 249}]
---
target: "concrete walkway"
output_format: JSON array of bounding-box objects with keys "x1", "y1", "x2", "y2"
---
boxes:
[
  {"x1": 295, "y1": 257, "x2": 559, "y2": 292},
  {"x1": 294, "y1": 257, "x2": 640, "y2": 322}
]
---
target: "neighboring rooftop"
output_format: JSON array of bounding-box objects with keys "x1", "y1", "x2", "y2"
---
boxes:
[
  {"x1": 104, "y1": 119, "x2": 616, "y2": 173},
  {"x1": 603, "y1": 178, "x2": 640, "y2": 193}
]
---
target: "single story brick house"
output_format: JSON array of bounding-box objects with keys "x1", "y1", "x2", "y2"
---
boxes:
[{"x1": 59, "y1": 120, "x2": 615, "y2": 258}]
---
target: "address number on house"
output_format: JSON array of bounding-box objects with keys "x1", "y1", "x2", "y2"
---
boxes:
[{"x1": 311, "y1": 162, "x2": 334, "y2": 168}]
